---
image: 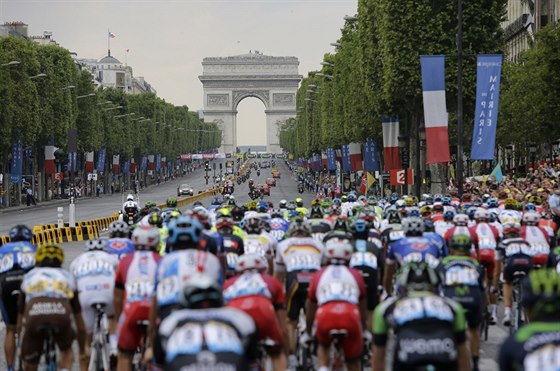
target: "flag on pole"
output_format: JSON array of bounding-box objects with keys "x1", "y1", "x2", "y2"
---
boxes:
[
  {"x1": 326, "y1": 148, "x2": 336, "y2": 171},
  {"x1": 45, "y1": 145, "x2": 56, "y2": 174},
  {"x1": 490, "y1": 163, "x2": 503, "y2": 183},
  {"x1": 341, "y1": 144, "x2": 351, "y2": 172},
  {"x1": 420, "y1": 55, "x2": 451, "y2": 164},
  {"x1": 359, "y1": 172, "x2": 377, "y2": 194},
  {"x1": 349, "y1": 142, "x2": 363, "y2": 172},
  {"x1": 112, "y1": 154, "x2": 120, "y2": 174},
  {"x1": 382, "y1": 117, "x2": 401, "y2": 170},
  {"x1": 85, "y1": 151, "x2": 94, "y2": 173},
  {"x1": 108, "y1": 31, "x2": 116, "y2": 39}
]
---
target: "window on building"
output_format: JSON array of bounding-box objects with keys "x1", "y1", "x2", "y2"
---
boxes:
[{"x1": 116, "y1": 72, "x2": 125, "y2": 87}]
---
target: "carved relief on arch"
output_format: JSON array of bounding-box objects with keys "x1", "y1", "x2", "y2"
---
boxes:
[{"x1": 232, "y1": 90, "x2": 270, "y2": 109}]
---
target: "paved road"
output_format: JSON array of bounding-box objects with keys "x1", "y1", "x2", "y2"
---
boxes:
[{"x1": 0, "y1": 160, "x2": 508, "y2": 370}]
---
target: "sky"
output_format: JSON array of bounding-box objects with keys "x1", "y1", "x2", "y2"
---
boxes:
[{"x1": 0, "y1": 0, "x2": 357, "y2": 146}]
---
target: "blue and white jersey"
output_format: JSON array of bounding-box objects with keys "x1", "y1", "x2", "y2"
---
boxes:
[
  {"x1": 104, "y1": 237, "x2": 135, "y2": 260},
  {"x1": 154, "y1": 249, "x2": 223, "y2": 309},
  {"x1": 387, "y1": 236, "x2": 441, "y2": 267},
  {"x1": 270, "y1": 217, "x2": 290, "y2": 242},
  {"x1": 0, "y1": 241, "x2": 36, "y2": 274}
]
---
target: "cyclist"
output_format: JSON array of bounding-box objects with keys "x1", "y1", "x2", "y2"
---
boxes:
[
  {"x1": 18, "y1": 244, "x2": 86, "y2": 371},
  {"x1": 153, "y1": 274, "x2": 258, "y2": 369},
  {"x1": 304, "y1": 239, "x2": 367, "y2": 371},
  {"x1": 295, "y1": 197, "x2": 308, "y2": 217},
  {"x1": 274, "y1": 219, "x2": 324, "y2": 368},
  {"x1": 147, "y1": 212, "x2": 167, "y2": 255},
  {"x1": 497, "y1": 222, "x2": 533, "y2": 326},
  {"x1": 379, "y1": 209, "x2": 405, "y2": 252},
  {"x1": 105, "y1": 220, "x2": 135, "y2": 260},
  {"x1": 224, "y1": 254, "x2": 288, "y2": 370},
  {"x1": 498, "y1": 268, "x2": 560, "y2": 370},
  {"x1": 439, "y1": 234, "x2": 486, "y2": 371},
  {"x1": 114, "y1": 225, "x2": 161, "y2": 371},
  {"x1": 308, "y1": 205, "x2": 331, "y2": 242},
  {"x1": 373, "y1": 261, "x2": 470, "y2": 371},
  {"x1": 349, "y1": 218, "x2": 383, "y2": 330},
  {"x1": 383, "y1": 217, "x2": 442, "y2": 296},
  {"x1": 323, "y1": 217, "x2": 353, "y2": 243},
  {"x1": 520, "y1": 211, "x2": 551, "y2": 267},
  {"x1": 269, "y1": 208, "x2": 290, "y2": 242},
  {"x1": 69, "y1": 239, "x2": 119, "y2": 361},
  {"x1": 471, "y1": 208, "x2": 501, "y2": 323},
  {"x1": 243, "y1": 216, "x2": 275, "y2": 271},
  {"x1": 191, "y1": 207, "x2": 220, "y2": 256},
  {"x1": 0, "y1": 225, "x2": 36, "y2": 371},
  {"x1": 163, "y1": 196, "x2": 179, "y2": 212},
  {"x1": 435, "y1": 209, "x2": 455, "y2": 237},
  {"x1": 122, "y1": 200, "x2": 140, "y2": 225},
  {"x1": 215, "y1": 214, "x2": 245, "y2": 277}
]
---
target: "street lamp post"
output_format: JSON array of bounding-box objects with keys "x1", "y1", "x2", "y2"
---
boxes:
[
  {"x1": 0, "y1": 60, "x2": 20, "y2": 68},
  {"x1": 399, "y1": 135, "x2": 410, "y2": 195},
  {"x1": 505, "y1": 145, "x2": 513, "y2": 172}
]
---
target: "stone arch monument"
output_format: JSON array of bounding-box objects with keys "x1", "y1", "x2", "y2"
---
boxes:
[{"x1": 199, "y1": 52, "x2": 301, "y2": 154}]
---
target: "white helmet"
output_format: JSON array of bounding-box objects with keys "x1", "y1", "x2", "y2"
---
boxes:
[
  {"x1": 235, "y1": 253, "x2": 268, "y2": 273},
  {"x1": 132, "y1": 225, "x2": 160, "y2": 251},
  {"x1": 474, "y1": 208, "x2": 490, "y2": 221},
  {"x1": 127, "y1": 194, "x2": 135, "y2": 201},
  {"x1": 124, "y1": 200, "x2": 137, "y2": 209},
  {"x1": 324, "y1": 238, "x2": 353, "y2": 264},
  {"x1": 522, "y1": 211, "x2": 541, "y2": 226},
  {"x1": 453, "y1": 214, "x2": 470, "y2": 226}
]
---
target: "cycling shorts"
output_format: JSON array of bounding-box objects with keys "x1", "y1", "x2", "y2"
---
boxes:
[
  {"x1": 532, "y1": 253, "x2": 548, "y2": 267},
  {"x1": 227, "y1": 296, "x2": 284, "y2": 353},
  {"x1": 315, "y1": 301, "x2": 363, "y2": 360},
  {"x1": 504, "y1": 254, "x2": 532, "y2": 282},
  {"x1": 21, "y1": 297, "x2": 75, "y2": 364},
  {"x1": 443, "y1": 287, "x2": 482, "y2": 329},
  {"x1": 286, "y1": 270, "x2": 315, "y2": 321},
  {"x1": 353, "y1": 265, "x2": 378, "y2": 311},
  {"x1": 79, "y1": 289, "x2": 114, "y2": 334},
  {"x1": 474, "y1": 249, "x2": 496, "y2": 281},
  {"x1": 0, "y1": 271, "x2": 25, "y2": 325},
  {"x1": 117, "y1": 302, "x2": 150, "y2": 353}
]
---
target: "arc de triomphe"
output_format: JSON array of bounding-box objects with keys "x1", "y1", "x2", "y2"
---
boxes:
[{"x1": 199, "y1": 52, "x2": 301, "y2": 154}]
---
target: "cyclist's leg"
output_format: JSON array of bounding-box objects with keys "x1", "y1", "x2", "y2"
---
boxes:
[
  {"x1": 117, "y1": 304, "x2": 146, "y2": 371},
  {"x1": 0, "y1": 276, "x2": 22, "y2": 368},
  {"x1": 285, "y1": 276, "x2": 305, "y2": 355}
]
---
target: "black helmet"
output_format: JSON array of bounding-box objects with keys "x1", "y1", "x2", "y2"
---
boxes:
[
  {"x1": 9, "y1": 225, "x2": 33, "y2": 242},
  {"x1": 398, "y1": 262, "x2": 441, "y2": 292},
  {"x1": 148, "y1": 212, "x2": 163, "y2": 228},
  {"x1": 231, "y1": 206, "x2": 245, "y2": 222},
  {"x1": 178, "y1": 273, "x2": 223, "y2": 309},
  {"x1": 309, "y1": 206, "x2": 324, "y2": 219},
  {"x1": 332, "y1": 218, "x2": 349, "y2": 232}
]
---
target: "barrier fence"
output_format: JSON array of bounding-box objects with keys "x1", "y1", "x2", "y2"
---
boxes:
[{"x1": 0, "y1": 187, "x2": 221, "y2": 248}]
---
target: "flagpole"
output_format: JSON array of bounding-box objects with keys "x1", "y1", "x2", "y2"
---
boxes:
[{"x1": 107, "y1": 28, "x2": 110, "y2": 56}]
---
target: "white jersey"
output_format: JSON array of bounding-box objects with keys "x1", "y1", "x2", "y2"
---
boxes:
[
  {"x1": 500, "y1": 210, "x2": 522, "y2": 224},
  {"x1": 313, "y1": 265, "x2": 362, "y2": 306},
  {"x1": 434, "y1": 220, "x2": 453, "y2": 238},
  {"x1": 21, "y1": 267, "x2": 77, "y2": 302},
  {"x1": 275, "y1": 237, "x2": 323, "y2": 273},
  {"x1": 472, "y1": 223, "x2": 498, "y2": 251},
  {"x1": 154, "y1": 249, "x2": 223, "y2": 309},
  {"x1": 244, "y1": 234, "x2": 275, "y2": 259}
]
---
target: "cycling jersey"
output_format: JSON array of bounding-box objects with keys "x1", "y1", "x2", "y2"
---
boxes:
[
  {"x1": 269, "y1": 217, "x2": 290, "y2": 242},
  {"x1": 224, "y1": 272, "x2": 285, "y2": 353},
  {"x1": 154, "y1": 250, "x2": 223, "y2": 318},
  {"x1": 386, "y1": 236, "x2": 442, "y2": 268},
  {"x1": 497, "y1": 237, "x2": 534, "y2": 282},
  {"x1": 423, "y1": 231, "x2": 449, "y2": 258},
  {"x1": 439, "y1": 256, "x2": 485, "y2": 328},
  {"x1": 275, "y1": 237, "x2": 323, "y2": 320},
  {"x1": 471, "y1": 222, "x2": 500, "y2": 278},
  {"x1": 115, "y1": 250, "x2": 161, "y2": 352},
  {"x1": 104, "y1": 237, "x2": 135, "y2": 260},
  {"x1": 520, "y1": 225, "x2": 551, "y2": 266},
  {"x1": 373, "y1": 291, "x2": 467, "y2": 370},
  {"x1": 498, "y1": 321, "x2": 560, "y2": 371},
  {"x1": 21, "y1": 267, "x2": 77, "y2": 302},
  {"x1": 351, "y1": 239, "x2": 383, "y2": 310},
  {"x1": 434, "y1": 220, "x2": 453, "y2": 238},
  {"x1": 444, "y1": 226, "x2": 479, "y2": 249},
  {"x1": 70, "y1": 250, "x2": 118, "y2": 333},
  {"x1": 244, "y1": 233, "x2": 275, "y2": 260},
  {"x1": 308, "y1": 265, "x2": 365, "y2": 360},
  {"x1": 220, "y1": 233, "x2": 245, "y2": 276},
  {"x1": 500, "y1": 210, "x2": 522, "y2": 224},
  {"x1": 0, "y1": 241, "x2": 36, "y2": 325},
  {"x1": 154, "y1": 307, "x2": 258, "y2": 369},
  {"x1": 308, "y1": 219, "x2": 331, "y2": 243},
  {"x1": 380, "y1": 224, "x2": 405, "y2": 252}
]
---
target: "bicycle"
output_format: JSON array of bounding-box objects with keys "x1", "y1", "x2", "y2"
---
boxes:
[
  {"x1": 329, "y1": 329, "x2": 348, "y2": 371},
  {"x1": 509, "y1": 271, "x2": 527, "y2": 334},
  {"x1": 89, "y1": 303, "x2": 111, "y2": 371},
  {"x1": 132, "y1": 320, "x2": 149, "y2": 371},
  {"x1": 39, "y1": 326, "x2": 57, "y2": 371},
  {"x1": 295, "y1": 310, "x2": 313, "y2": 371},
  {"x1": 256, "y1": 338, "x2": 277, "y2": 371}
]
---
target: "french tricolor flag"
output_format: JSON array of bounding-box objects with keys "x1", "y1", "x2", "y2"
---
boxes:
[
  {"x1": 85, "y1": 151, "x2": 94, "y2": 173},
  {"x1": 382, "y1": 117, "x2": 401, "y2": 170},
  {"x1": 112, "y1": 154, "x2": 120, "y2": 174},
  {"x1": 420, "y1": 55, "x2": 451, "y2": 164},
  {"x1": 349, "y1": 142, "x2": 363, "y2": 172},
  {"x1": 44, "y1": 145, "x2": 56, "y2": 174},
  {"x1": 147, "y1": 155, "x2": 155, "y2": 170}
]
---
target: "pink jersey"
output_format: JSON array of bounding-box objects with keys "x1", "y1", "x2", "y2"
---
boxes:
[{"x1": 308, "y1": 265, "x2": 365, "y2": 306}]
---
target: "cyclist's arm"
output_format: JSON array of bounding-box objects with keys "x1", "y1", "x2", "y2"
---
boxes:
[
  {"x1": 306, "y1": 273, "x2": 319, "y2": 335},
  {"x1": 382, "y1": 261, "x2": 396, "y2": 295},
  {"x1": 113, "y1": 287, "x2": 124, "y2": 321},
  {"x1": 147, "y1": 296, "x2": 158, "y2": 349}
]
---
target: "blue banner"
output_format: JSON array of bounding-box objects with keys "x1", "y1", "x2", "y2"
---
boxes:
[
  {"x1": 141, "y1": 156, "x2": 147, "y2": 171},
  {"x1": 9, "y1": 141, "x2": 23, "y2": 183},
  {"x1": 123, "y1": 160, "x2": 130, "y2": 174},
  {"x1": 341, "y1": 144, "x2": 351, "y2": 173},
  {"x1": 297, "y1": 158, "x2": 303, "y2": 167},
  {"x1": 327, "y1": 148, "x2": 336, "y2": 171},
  {"x1": 25, "y1": 146, "x2": 32, "y2": 174},
  {"x1": 471, "y1": 55, "x2": 503, "y2": 160},
  {"x1": 96, "y1": 147, "x2": 106, "y2": 173},
  {"x1": 363, "y1": 139, "x2": 380, "y2": 172},
  {"x1": 68, "y1": 152, "x2": 77, "y2": 172},
  {"x1": 156, "y1": 154, "x2": 161, "y2": 170}
]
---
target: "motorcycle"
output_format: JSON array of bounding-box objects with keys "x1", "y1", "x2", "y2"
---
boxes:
[
  {"x1": 123, "y1": 211, "x2": 138, "y2": 226},
  {"x1": 257, "y1": 170, "x2": 261, "y2": 177},
  {"x1": 298, "y1": 183, "x2": 304, "y2": 194}
]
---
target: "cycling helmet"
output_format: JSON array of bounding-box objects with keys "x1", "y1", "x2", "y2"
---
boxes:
[
  {"x1": 398, "y1": 262, "x2": 441, "y2": 292},
  {"x1": 441, "y1": 196, "x2": 451, "y2": 206},
  {"x1": 167, "y1": 216, "x2": 203, "y2": 248},
  {"x1": 487, "y1": 198, "x2": 499, "y2": 209},
  {"x1": 521, "y1": 268, "x2": 560, "y2": 318},
  {"x1": 347, "y1": 193, "x2": 357, "y2": 202},
  {"x1": 386, "y1": 209, "x2": 402, "y2": 224},
  {"x1": 166, "y1": 197, "x2": 178, "y2": 208},
  {"x1": 244, "y1": 217, "x2": 263, "y2": 234},
  {"x1": 502, "y1": 222, "x2": 521, "y2": 236},
  {"x1": 192, "y1": 207, "x2": 210, "y2": 228},
  {"x1": 432, "y1": 203, "x2": 444, "y2": 213},
  {"x1": 332, "y1": 218, "x2": 349, "y2": 232},
  {"x1": 453, "y1": 214, "x2": 469, "y2": 226},
  {"x1": 109, "y1": 220, "x2": 130, "y2": 238},
  {"x1": 85, "y1": 239, "x2": 106, "y2": 252},
  {"x1": 352, "y1": 219, "x2": 369, "y2": 235},
  {"x1": 324, "y1": 238, "x2": 353, "y2": 265},
  {"x1": 126, "y1": 194, "x2": 135, "y2": 201},
  {"x1": 270, "y1": 208, "x2": 284, "y2": 218},
  {"x1": 35, "y1": 244, "x2": 64, "y2": 267},
  {"x1": 235, "y1": 253, "x2": 268, "y2": 273},
  {"x1": 148, "y1": 212, "x2": 163, "y2": 228},
  {"x1": 296, "y1": 197, "x2": 304, "y2": 207},
  {"x1": 286, "y1": 200, "x2": 297, "y2": 211},
  {"x1": 9, "y1": 224, "x2": 33, "y2": 242},
  {"x1": 467, "y1": 208, "x2": 477, "y2": 220},
  {"x1": 145, "y1": 200, "x2": 156, "y2": 209},
  {"x1": 420, "y1": 205, "x2": 432, "y2": 216},
  {"x1": 443, "y1": 210, "x2": 455, "y2": 221},
  {"x1": 178, "y1": 273, "x2": 223, "y2": 309},
  {"x1": 286, "y1": 219, "x2": 312, "y2": 237},
  {"x1": 522, "y1": 211, "x2": 541, "y2": 226},
  {"x1": 402, "y1": 217, "x2": 425, "y2": 236},
  {"x1": 423, "y1": 218, "x2": 435, "y2": 232},
  {"x1": 215, "y1": 216, "x2": 234, "y2": 232},
  {"x1": 231, "y1": 206, "x2": 245, "y2": 222},
  {"x1": 408, "y1": 207, "x2": 421, "y2": 217},
  {"x1": 309, "y1": 206, "x2": 324, "y2": 219},
  {"x1": 132, "y1": 225, "x2": 160, "y2": 251},
  {"x1": 474, "y1": 208, "x2": 490, "y2": 222},
  {"x1": 524, "y1": 203, "x2": 536, "y2": 212},
  {"x1": 279, "y1": 200, "x2": 287, "y2": 209},
  {"x1": 404, "y1": 197, "x2": 415, "y2": 207},
  {"x1": 504, "y1": 198, "x2": 518, "y2": 210},
  {"x1": 434, "y1": 194, "x2": 443, "y2": 202},
  {"x1": 449, "y1": 234, "x2": 471, "y2": 252}
]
